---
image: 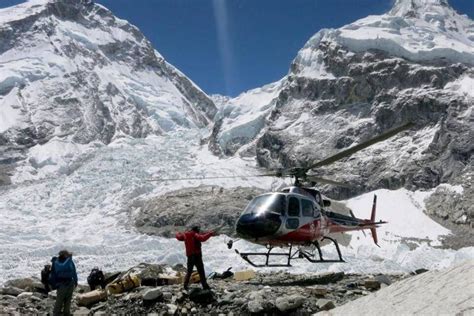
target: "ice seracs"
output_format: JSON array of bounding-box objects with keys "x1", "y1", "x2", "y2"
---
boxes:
[
  {"x1": 330, "y1": 0, "x2": 474, "y2": 64},
  {"x1": 0, "y1": 0, "x2": 217, "y2": 182}
]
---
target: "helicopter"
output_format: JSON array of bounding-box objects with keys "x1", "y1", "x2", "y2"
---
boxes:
[{"x1": 152, "y1": 122, "x2": 413, "y2": 267}]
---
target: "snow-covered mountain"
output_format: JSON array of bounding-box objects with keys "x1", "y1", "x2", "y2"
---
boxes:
[
  {"x1": 0, "y1": 0, "x2": 217, "y2": 184},
  {"x1": 209, "y1": 0, "x2": 473, "y2": 216},
  {"x1": 0, "y1": 0, "x2": 472, "y2": 285}
]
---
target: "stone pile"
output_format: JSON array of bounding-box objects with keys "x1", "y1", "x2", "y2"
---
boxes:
[{"x1": 0, "y1": 263, "x2": 408, "y2": 316}]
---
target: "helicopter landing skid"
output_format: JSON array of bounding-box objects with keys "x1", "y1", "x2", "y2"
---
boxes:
[
  {"x1": 235, "y1": 237, "x2": 345, "y2": 267},
  {"x1": 235, "y1": 245, "x2": 300, "y2": 267},
  {"x1": 299, "y1": 237, "x2": 345, "y2": 263}
]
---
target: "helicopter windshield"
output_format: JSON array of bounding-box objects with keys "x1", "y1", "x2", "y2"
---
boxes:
[{"x1": 243, "y1": 194, "x2": 286, "y2": 216}]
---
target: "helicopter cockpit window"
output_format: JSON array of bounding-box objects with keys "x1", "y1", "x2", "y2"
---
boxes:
[
  {"x1": 243, "y1": 194, "x2": 286, "y2": 216},
  {"x1": 301, "y1": 199, "x2": 314, "y2": 217},
  {"x1": 288, "y1": 196, "x2": 300, "y2": 217},
  {"x1": 285, "y1": 218, "x2": 299, "y2": 229}
]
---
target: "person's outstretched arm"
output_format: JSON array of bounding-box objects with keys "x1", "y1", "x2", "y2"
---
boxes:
[
  {"x1": 175, "y1": 232, "x2": 185, "y2": 241},
  {"x1": 195, "y1": 231, "x2": 214, "y2": 242}
]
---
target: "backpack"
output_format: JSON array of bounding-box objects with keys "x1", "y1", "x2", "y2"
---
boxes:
[
  {"x1": 220, "y1": 267, "x2": 233, "y2": 279},
  {"x1": 50, "y1": 257, "x2": 75, "y2": 288},
  {"x1": 41, "y1": 264, "x2": 52, "y2": 291},
  {"x1": 41, "y1": 265, "x2": 51, "y2": 285}
]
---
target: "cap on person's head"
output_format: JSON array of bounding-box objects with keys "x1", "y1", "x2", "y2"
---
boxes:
[
  {"x1": 191, "y1": 226, "x2": 200, "y2": 232},
  {"x1": 58, "y1": 249, "x2": 72, "y2": 259}
]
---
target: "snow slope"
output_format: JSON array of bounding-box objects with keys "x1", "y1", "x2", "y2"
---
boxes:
[
  {"x1": 314, "y1": 0, "x2": 474, "y2": 66},
  {"x1": 212, "y1": 79, "x2": 285, "y2": 155},
  {"x1": 321, "y1": 260, "x2": 474, "y2": 315}
]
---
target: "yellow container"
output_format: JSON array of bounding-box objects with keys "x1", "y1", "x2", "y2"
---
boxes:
[
  {"x1": 189, "y1": 271, "x2": 201, "y2": 284},
  {"x1": 106, "y1": 274, "x2": 141, "y2": 295},
  {"x1": 233, "y1": 270, "x2": 256, "y2": 281}
]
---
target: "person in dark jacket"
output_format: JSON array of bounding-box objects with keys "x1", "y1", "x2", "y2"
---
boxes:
[
  {"x1": 176, "y1": 226, "x2": 214, "y2": 290},
  {"x1": 49, "y1": 250, "x2": 78, "y2": 316}
]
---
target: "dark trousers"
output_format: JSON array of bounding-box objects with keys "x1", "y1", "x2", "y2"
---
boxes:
[
  {"x1": 53, "y1": 283, "x2": 74, "y2": 316},
  {"x1": 184, "y1": 254, "x2": 210, "y2": 289}
]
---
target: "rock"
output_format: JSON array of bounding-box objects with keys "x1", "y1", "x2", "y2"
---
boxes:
[
  {"x1": 275, "y1": 294, "x2": 304, "y2": 312},
  {"x1": 142, "y1": 288, "x2": 163, "y2": 301},
  {"x1": 5, "y1": 278, "x2": 44, "y2": 293},
  {"x1": 163, "y1": 292, "x2": 173, "y2": 301},
  {"x1": 246, "y1": 290, "x2": 273, "y2": 313},
  {"x1": 191, "y1": 307, "x2": 197, "y2": 314},
  {"x1": 73, "y1": 307, "x2": 90, "y2": 316},
  {"x1": 90, "y1": 303, "x2": 107, "y2": 314},
  {"x1": 175, "y1": 291, "x2": 186, "y2": 303},
  {"x1": 316, "y1": 299, "x2": 336, "y2": 311},
  {"x1": 311, "y1": 286, "x2": 328, "y2": 297},
  {"x1": 188, "y1": 288, "x2": 214, "y2": 305},
  {"x1": 181, "y1": 307, "x2": 188, "y2": 315},
  {"x1": 375, "y1": 274, "x2": 392, "y2": 285},
  {"x1": 48, "y1": 290, "x2": 57, "y2": 300},
  {"x1": 0, "y1": 286, "x2": 24, "y2": 296},
  {"x1": 414, "y1": 268, "x2": 429, "y2": 275},
  {"x1": 17, "y1": 292, "x2": 34, "y2": 299},
  {"x1": 247, "y1": 299, "x2": 265, "y2": 313},
  {"x1": 166, "y1": 303, "x2": 178, "y2": 315},
  {"x1": 364, "y1": 279, "x2": 381, "y2": 290},
  {"x1": 315, "y1": 272, "x2": 345, "y2": 285}
]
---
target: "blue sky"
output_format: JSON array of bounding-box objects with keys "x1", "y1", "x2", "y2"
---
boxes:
[{"x1": 1, "y1": 0, "x2": 473, "y2": 96}]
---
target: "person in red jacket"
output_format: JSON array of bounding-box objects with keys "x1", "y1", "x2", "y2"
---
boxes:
[{"x1": 176, "y1": 226, "x2": 214, "y2": 290}]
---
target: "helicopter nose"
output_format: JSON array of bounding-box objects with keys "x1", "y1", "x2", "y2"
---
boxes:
[{"x1": 236, "y1": 212, "x2": 282, "y2": 239}]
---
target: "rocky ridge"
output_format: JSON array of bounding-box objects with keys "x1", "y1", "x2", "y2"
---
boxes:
[
  {"x1": 132, "y1": 185, "x2": 352, "y2": 240},
  {"x1": 0, "y1": 262, "x2": 410, "y2": 316},
  {"x1": 133, "y1": 186, "x2": 265, "y2": 238}
]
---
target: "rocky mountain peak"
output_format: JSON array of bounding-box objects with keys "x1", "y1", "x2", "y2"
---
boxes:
[
  {"x1": 0, "y1": 0, "x2": 217, "y2": 183},
  {"x1": 389, "y1": 0, "x2": 457, "y2": 19}
]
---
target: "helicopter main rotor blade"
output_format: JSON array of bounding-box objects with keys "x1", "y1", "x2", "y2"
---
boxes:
[
  {"x1": 306, "y1": 175, "x2": 352, "y2": 188},
  {"x1": 147, "y1": 173, "x2": 282, "y2": 182},
  {"x1": 306, "y1": 122, "x2": 414, "y2": 170}
]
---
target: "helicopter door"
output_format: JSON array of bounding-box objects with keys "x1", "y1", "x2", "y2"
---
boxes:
[
  {"x1": 285, "y1": 196, "x2": 300, "y2": 230},
  {"x1": 301, "y1": 199, "x2": 314, "y2": 217}
]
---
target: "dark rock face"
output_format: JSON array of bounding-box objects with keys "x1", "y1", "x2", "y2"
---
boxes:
[
  {"x1": 256, "y1": 45, "x2": 471, "y2": 197},
  {"x1": 424, "y1": 184, "x2": 474, "y2": 247},
  {"x1": 133, "y1": 186, "x2": 264, "y2": 237}
]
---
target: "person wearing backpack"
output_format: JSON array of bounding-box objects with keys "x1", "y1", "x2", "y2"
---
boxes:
[
  {"x1": 40, "y1": 264, "x2": 52, "y2": 294},
  {"x1": 87, "y1": 267, "x2": 106, "y2": 291},
  {"x1": 49, "y1": 250, "x2": 78, "y2": 316}
]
